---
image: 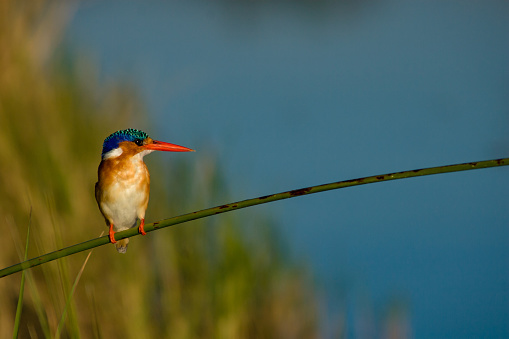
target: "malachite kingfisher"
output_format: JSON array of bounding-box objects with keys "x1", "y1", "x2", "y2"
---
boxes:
[{"x1": 95, "y1": 128, "x2": 194, "y2": 253}]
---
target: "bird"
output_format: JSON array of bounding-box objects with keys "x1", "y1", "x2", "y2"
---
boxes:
[{"x1": 95, "y1": 128, "x2": 194, "y2": 253}]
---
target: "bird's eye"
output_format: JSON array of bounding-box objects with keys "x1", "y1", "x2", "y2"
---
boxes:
[{"x1": 134, "y1": 139, "x2": 144, "y2": 146}]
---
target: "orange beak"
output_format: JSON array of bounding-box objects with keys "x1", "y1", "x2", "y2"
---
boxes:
[{"x1": 143, "y1": 140, "x2": 195, "y2": 152}]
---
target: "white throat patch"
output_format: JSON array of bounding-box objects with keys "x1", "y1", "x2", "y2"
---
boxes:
[{"x1": 138, "y1": 149, "x2": 154, "y2": 158}]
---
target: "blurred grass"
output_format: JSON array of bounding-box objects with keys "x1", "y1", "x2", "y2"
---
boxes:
[
  {"x1": 0, "y1": 1, "x2": 319, "y2": 338},
  {"x1": 12, "y1": 210, "x2": 31, "y2": 338}
]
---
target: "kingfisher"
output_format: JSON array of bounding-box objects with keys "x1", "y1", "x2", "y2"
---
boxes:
[{"x1": 95, "y1": 128, "x2": 194, "y2": 253}]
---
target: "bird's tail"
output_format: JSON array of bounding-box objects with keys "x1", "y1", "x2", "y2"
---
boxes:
[{"x1": 115, "y1": 238, "x2": 129, "y2": 253}]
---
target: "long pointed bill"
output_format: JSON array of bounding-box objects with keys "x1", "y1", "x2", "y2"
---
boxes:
[{"x1": 144, "y1": 140, "x2": 195, "y2": 152}]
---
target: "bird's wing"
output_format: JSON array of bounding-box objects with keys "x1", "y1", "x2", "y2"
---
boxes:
[{"x1": 95, "y1": 181, "x2": 109, "y2": 226}]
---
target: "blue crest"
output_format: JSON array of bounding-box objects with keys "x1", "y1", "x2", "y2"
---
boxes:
[{"x1": 101, "y1": 129, "x2": 150, "y2": 157}]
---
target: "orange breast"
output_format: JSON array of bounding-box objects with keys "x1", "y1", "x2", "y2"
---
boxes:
[{"x1": 96, "y1": 147, "x2": 151, "y2": 231}]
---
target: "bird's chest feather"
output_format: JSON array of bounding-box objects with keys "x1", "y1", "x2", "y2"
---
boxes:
[{"x1": 97, "y1": 156, "x2": 150, "y2": 229}]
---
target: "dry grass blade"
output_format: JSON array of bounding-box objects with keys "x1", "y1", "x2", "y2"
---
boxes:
[{"x1": 54, "y1": 233, "x2": 102, "y2": 339}]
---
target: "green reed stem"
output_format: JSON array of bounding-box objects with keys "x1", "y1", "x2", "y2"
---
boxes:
[{"x1": 1, "y1": 157, "x2": 507, "y2": 279}]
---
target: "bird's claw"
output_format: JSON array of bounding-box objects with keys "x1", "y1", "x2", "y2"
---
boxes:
[
  {"x1": 138, "y1": 218, "x2": 147, "y2": 236},
  {"x1": 108, "y1": 224, "x2": 117, "y2": 244}
]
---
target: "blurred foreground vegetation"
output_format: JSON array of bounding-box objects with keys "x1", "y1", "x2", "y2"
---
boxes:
[{"x1": 0, "y1": 1, "x2": 319, "y2": 338}]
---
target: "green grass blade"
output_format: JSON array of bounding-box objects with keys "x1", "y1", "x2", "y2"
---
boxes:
[
  {"x1": 12, "y1": 210, "x2": 31, "y2": 338},
  {"x1": 25, "y1": 271, "x2": 52, "y2": 338},
  {"x1": 0, "y1": 157, "x2": 507, "y2": 278}
]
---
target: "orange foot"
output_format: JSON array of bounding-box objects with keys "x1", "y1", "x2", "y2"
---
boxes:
[
  {"x1": 109, "y1": 223, "x2": 117, "y2": 244},
  {"x1": 138, "y1": 218, "x2": 147, "y2": 236}
]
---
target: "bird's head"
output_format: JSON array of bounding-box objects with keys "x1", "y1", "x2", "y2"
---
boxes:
[{"x1": 101, "y1": 128, "x2": 194, "y2": 160}]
